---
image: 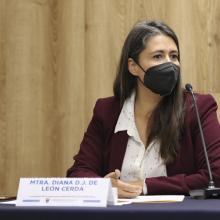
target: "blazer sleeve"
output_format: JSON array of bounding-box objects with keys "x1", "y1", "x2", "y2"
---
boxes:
[
  {"x1": 66, "y1": 99, "x2": 105, "y2": 177},
  {"x1": 145, "y1": 94, "x2": 220, "y2": 195}
]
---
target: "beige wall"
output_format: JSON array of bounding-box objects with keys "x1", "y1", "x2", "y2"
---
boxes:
[{"x1": 0, "y1": 0, "x2": 220, "y2": 195}]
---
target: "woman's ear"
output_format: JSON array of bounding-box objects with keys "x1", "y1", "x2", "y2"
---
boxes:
[{"x1": 128, "y1": 58, "x2": 139, "y2": 76}]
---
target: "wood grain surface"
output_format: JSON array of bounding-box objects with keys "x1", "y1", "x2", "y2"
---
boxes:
[{"x1": 0, "y1": 0, "x2": 219, "y2": 195}]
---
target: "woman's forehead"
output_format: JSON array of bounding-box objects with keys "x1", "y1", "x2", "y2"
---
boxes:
[{"x1": 144, "y1": 35, "x2": 178, "y2": 52}]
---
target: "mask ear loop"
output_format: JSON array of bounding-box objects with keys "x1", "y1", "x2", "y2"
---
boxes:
[
  {"x1": 132, "y1": 60, "x2": 147, "y2": 85},
  {"x1": 133, "y1": 60, "x2": 147, "y2": 73}
]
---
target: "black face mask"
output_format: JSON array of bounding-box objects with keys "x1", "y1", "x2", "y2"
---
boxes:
[{"x1": 136, "y1": 62, "x2": 180, "y2": 96}]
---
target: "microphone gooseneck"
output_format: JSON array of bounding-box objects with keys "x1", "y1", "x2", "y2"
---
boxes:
[
  {"x1": 185, "y1": 84, "x2": 214, "y2": 188},
  {"x1": 185, "y1": 83, "x2": 220, "y2": 199}
]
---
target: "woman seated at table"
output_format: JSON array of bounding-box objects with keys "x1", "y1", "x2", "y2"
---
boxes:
[{"x1": 67, "y1": 20, "x2": 220, "y2": 198}]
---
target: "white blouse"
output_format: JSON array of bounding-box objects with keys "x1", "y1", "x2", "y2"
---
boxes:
[{"x1": 114, "y1": 92, "x2": 167, "y2": 194}]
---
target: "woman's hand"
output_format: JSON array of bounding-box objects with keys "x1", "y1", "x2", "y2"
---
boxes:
[{"x1": 105, "y1": 170, "x2": 143, "y2": 198}]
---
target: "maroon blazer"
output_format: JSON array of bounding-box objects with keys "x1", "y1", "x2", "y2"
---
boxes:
[{"x1": 67, "y1": 91, "x2": 220, "y2": 195}]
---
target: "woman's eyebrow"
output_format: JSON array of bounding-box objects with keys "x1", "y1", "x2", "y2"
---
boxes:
[{"x1": 150, "y1": 50, "x2": 179, "y2": 55}]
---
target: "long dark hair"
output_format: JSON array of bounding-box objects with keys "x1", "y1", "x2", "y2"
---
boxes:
[{"x1": 113, "y1": 20, "x2": 184, "y2": 163}]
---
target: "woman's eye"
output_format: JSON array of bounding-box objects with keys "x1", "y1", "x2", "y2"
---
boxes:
[
  {"x1": 170, "y1": 54, "x2": 178, "y2": 60},
  {"x1": 153, "y1": 54, "x2": 162, "y2": 59}
]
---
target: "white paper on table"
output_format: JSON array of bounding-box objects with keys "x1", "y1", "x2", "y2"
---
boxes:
[
  {"x1": 0, "y1": 200, "x2": 17, "y2": 205},
  {"x1": 117, "y1": 195, "x2": 185, "y2": 204}
]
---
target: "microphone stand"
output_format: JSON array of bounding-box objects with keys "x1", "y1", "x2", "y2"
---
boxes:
[{"x1": 185, "y1": 84, "x2": 220, "y2": 199}]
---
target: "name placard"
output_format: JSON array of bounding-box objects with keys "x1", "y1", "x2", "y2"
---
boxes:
[{"x1": 16, "y1": 178, "x2": 117, "y2": 207}]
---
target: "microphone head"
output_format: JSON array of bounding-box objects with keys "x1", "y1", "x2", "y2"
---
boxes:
[{"x1": 185, "y1": 83, "x2": 193, "y2": 92}]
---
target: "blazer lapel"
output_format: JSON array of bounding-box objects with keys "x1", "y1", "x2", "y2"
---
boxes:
[{"x1": 107, "y1": 131, "x2": 128, "y2": 172}]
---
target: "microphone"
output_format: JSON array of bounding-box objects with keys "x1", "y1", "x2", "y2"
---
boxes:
[{"x1": 185, "y1": 83, "x2": 220, "y2": 199}]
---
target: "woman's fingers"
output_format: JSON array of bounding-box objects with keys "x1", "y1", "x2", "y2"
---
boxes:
[
  {"x1": 114, "y1": 169, "x2": 121, "y2": 178},
  {"x1": 119, "y1": 181, "x2": 142, "y2": 193},
  {"x1": 104, "y1": 171, "x2": 116, "y2": 178},
  {"x1": 104, "y1": 169, "x2": 121, "y2": 179},
  {"x1": 104, "y1": 170, "x2": 142, "y2": 198},
  {"x1": 117, "y1": 188, "x2": 141, "y2": 198},
  {"x1": 111, "y1": 179, "x2": 142, "y2": 194}
]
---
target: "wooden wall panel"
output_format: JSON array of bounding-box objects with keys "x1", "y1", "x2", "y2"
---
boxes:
[
  {"x1": 0, "y1": 0, "x2": 220, "y2": 195},
  {"x1": 54, "y1": 0, "x2": 85, "y2": 176},
  {"x1": 0, "y1": 0, "x2": 7, "y2": 195},
  {"x1": 208, "y1": 0, "x2": 220, "y2": 93},
  {"x1": 0, "y1": 0, "x2": 85, "y2": 195}
]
